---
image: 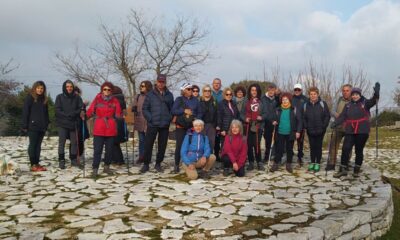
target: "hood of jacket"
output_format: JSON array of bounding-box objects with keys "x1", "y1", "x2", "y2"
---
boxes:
[{"x1": 62, "y1": 80, "x2": 75, "y2": 98}]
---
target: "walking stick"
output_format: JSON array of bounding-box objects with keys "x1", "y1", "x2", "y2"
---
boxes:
[
  {"x1": 325, "y1": 129, "x2": 335, "y2": 177},
  {"x1": 124, "y1": 121, "x2": 130, "y2": 174},
  {"x1": 266, "y1": 125, "x2": 276, "y2": 173},
  {"x1": 81, "y1": 120, "x2": 86, "y2": 178},
  {"x1": 375, "y1": 101, "x2": 379, "y2": 160},
  {"x1": 75, "y1": 124, "x2": 80, "y2": 167}
]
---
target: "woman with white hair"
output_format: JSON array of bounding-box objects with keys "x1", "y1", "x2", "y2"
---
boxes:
[{"x1": 181, "y1": 119, "x2": 216, "y2": 180}]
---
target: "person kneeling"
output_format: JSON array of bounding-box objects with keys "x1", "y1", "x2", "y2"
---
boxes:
[
  {"x1": 221, "y1": 120, "x2": 247, "y2": 177},
  {"x1": 181, "y1": 119, "x2": 216, "y2": 180}
]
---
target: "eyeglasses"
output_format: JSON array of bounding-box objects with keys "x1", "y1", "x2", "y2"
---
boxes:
[
  {"x1": 193, "y1": 90, "x2": 199, "y2": 93},
  {"x1": 294, "y1": 89, "x2": 302, "y2": 92},
  {"x1": 225, "y1": 93, "x2": 232, "y2": 96},
  {"x1": 204, "y1": 89, "x2": 211, "y2": 92},
  {"x1": 103, "y1": 88, "x2": 112, "y2": 92}
]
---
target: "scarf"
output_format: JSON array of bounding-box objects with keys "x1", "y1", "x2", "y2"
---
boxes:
[{"x1": 102, "y1": 94, "x2": 112, "y2": 101}]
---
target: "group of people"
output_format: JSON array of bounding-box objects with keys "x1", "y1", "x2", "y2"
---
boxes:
[{"x1": 21, "y1": 75, "x2": 380, "y2": 180}]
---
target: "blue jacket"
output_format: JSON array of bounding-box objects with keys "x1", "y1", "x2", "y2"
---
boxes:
[
  {"x1": 180, "y1": 131, "x2": 211, "y2": 165},
  {"x1": 171, "y1": 96, "x2": 201, "y2": 119},
  {"x1": 212, "y1": 90, "x2": 223, "y2": 103},
  {"x1": 143, "y1": 88, "x2": 174, "y2": 128}
]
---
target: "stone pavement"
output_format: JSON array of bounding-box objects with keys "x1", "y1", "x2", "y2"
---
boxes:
[{"x1": 0, "y1": 136, "x2": 395, "y2": 239}]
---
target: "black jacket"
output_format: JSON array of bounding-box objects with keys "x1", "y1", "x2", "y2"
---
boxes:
[
  {"x1": 303, "y1": 99, "x2": 330, "y2": 136},
  {"x1": 55, "y1": 81, "x2": 83, "y2": 130},
  {"x1": 143, "y1": 88, "x2": 174, "y2": 128},
  {"x1": 260, "y1": 94, "x2": 279, "y2": 126},
  {"x1": 217, "y1": 99, "x2": 240, "y2": 132},
  {"x1": 335, "y1": 95, "x2": 377, "y2": 134},
  {"x1": 21, "y1": 94, "x2": 49, "y2": 132},
  {"x1": 113, "y1": 93, "x2": 128, "y2": 143},
  {"x1": 200, "y1": 98, "x2": 217, "y2": 127},
  {"x1": 273, "y1": 106, "x2": 302, "y2": 140}
]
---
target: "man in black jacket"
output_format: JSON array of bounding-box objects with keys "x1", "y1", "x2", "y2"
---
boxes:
[
  {"x1": 261, "y1": 83, "x2": 279, "y2": 163},
  {"x1": 292, "y1": 83, "x2": 308, "y2": 167},
  {"x1": 140, "y1": 74, "x2": 174, "y2": 173},
  {"x1": 55, "y1": 80, "x2": 84, "y2": 169}
]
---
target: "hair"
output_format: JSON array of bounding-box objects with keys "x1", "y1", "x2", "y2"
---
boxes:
[
  {"x1": 342, "y1": 84, "x2": 352, "y2": 90},
  {"x1": 193, "y1": 119, "x2": 205, "y2": 127},
  {"x1": 31, "y1": 81, "x2": 48, "y2": 104},
  {"x1": 192, "y1": 84, "x2": 199, "y2": 91},
  {"x1": 74, "y1": 85, "x2": 81, "y2": 94},
  {"x1": 140, "y1": 80, "x2": 153, "y2": 93},
  {"x1": 308, "y1": 86, "x2": 319, "y2": 95},
  {"x1": 234, "y1": 86, "x2": 246, "y2": 98},
  {"x1": 222, "y1": 87, "x2": 233, "y2": 99},
  {"x1": 279, "y1": 92, "x2": 292, "y2": 103},
  {"x1": 200, "y1": 84, "x2": 214, "y2": 101},
  {"x1": 213, "y1": 78, "x2": 221, "y2": 83},
  {"x1": 100, "y1": 81, "x2": 114, "y2": 94},
  {"x1": 247, "y1": 83, "x2": 262, "y2": 100},
  {"x1": 113, "y1": 86, "x2": 123, "y2": 95},
  {"x1": 229, "y1": 119, "x2": 243, "y2": 136}
]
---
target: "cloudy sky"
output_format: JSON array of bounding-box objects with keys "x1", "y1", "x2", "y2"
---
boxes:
[{"x1": 1, "y1": 0, "x2": 400, "y2": 106}]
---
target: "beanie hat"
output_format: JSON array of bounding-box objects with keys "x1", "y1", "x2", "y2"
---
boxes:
[
  {"x1": 351, "y1": 87, "x2": 362, "y2": 95},
  {"x1": 280, "y1": 92, "x2": 292, "y2": 103}
]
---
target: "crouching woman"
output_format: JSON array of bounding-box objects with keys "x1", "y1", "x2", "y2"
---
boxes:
[{"x1": 181, "y1": 119, "x2": 216, "y2": 180}]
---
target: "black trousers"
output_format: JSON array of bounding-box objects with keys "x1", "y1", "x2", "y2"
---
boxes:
[
  {"x1": 247, "y1": 130, "x2": 262, "y2": 163},
  {"x1": 143, "y1": 126, "x2": 169, "y2": 165},
  {"x1": 308, "y1": 133, "x2": 324, "y2": 164},
  {"x1": 296, "y1": 130, "x2": 305, "y2": 160},
  {"x1": 275, "y1": 133, "x2": 294, "y2": 164},
  {"x1": 93, "y1": 136, "x2": 113, "y2": 169},
  {"x1": 341, "y1": 134, "x2": 369, "y2": 167},
  {"x1": 214, "y1": 134, "x2": 221, "y2": 161},
  {"x1": 28, "y1": 131, "x2": 45, "y2": 166},
  {"x1": 112, "y1": 143, "x2": 124, "y2": 164},
  {"x1": 174, "y1": 128, "x2": 187, "y2": 166},
  {"x1": 222, "y1": 155, "x2": 245, "y2": 177},
  {"x1": 263, "y1": 123, "x2": 275, "y2": 161}
]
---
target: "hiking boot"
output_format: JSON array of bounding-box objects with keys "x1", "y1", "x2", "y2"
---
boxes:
[
  {"x1": 59, "y1": 154, "x2": 66, "y2": 169},
  {"x1": 173, "y1": 165, "x2": 180, "y2": 174},
  {"x1": 257, "y1": 162, "x2": 265, "y2": 171},
  {"x1": 71, "y1": 156, "x2": 78, "y2": 167},
  {"x1": 308, "y1": 163, "x2": 315, "y2": 172},
  {"x1": 286, "y1": 163, "x2": 293, "y2": 173},
  {"x1": 269, "y1": 162, "x2": 279, "y2": 172},
  {"x1": 103, "y1": 164, "x2": 113, "y2": 175},
  {"x1": 223, "y1": 168, "x2": 230, "y2": 176},
  {"x1": 313, "y1": 163, "x2": 320, "y2": 172},
  {"x1": 296, "y1": 158, "x2": 303, "y2": 169},
  {"x1": 140, "y1": 164, "x2": 150, "y2": 174},
  {"x1": 155, "y1": 163, "x2": 163, "y2": 173},
  {"x1": 200, "y1": 171, "x2": 211, "y2": 180},
  {"x1": 247, "y1": 162, "x2": 254, "y2": 171},
  {"x1": 325, "y1": 164, "x2": 335, "y2": 171},
  {"x1": 91, "y1": 168, "x2": 98, "y2": 178},
  {"x1": 333, "y1": 166, "x2": 348, "y2": 178},
  {"x1": 353, "y1": 165, "x2": 361, "y2": 178}
]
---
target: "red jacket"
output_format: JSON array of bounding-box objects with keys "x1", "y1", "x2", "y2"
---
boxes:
[
  {"x1": 87, "y1": 93, "x2": 122, "y2": 137},
  {"x1": 221, "y1": 133, "x2": 247, "y2": 168}
]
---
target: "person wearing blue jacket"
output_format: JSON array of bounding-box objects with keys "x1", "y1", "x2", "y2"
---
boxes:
[{"x1": 181, "y1": 119, "x2": 216, "y2": 180}]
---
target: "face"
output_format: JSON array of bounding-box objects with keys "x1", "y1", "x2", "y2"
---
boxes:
[
  {"x1": 294, "y1": 88, "x2": 302, "y2": 96},
  {"x1": 213, "y1": 79, "x2": 221, "y2": 91},
  {"x1": 35, "y1": 85, "x2": 44, "y2": 95},
  {"x1": 224, "y1": 90, "x2": 233, "y2": 101},
  {"x1": 65, "y1": 83, "x2": 74, "y2": 94},
  {"x1": 156, "y1": 80, "x2": 166, "y2": 90},
  {"x1": 203, "y1": 87, "x2": 211, "y2": 97},
  {"x1": 102, "y1": 86, "x2": 112, "y2": 96},
  {"x1": 193, "y1": 123, "x2": 203, "y2": 133},
  {"x1": 342, "y1": 86, "x2": 351, "y2": 99},
  {"x1": 250, "y1": 87, "x2": 258, "y2": 98},
  {"x1": 183, "y1": 87, "x2": 193, "y2": 97},
  {"x1": 267, "y1": 87, "x2": 275, "y2": 96},
  {"x1": 309, "y1": 91, "x2": 318, "y2": 102},
  {"x1": 140, "y1": 83, "x2": 147, "y2": 93},
  {"x1": 352, "y1": 93, "x2": 361, "y2": 101},
  {"x1": 235, "y1": 90, "x2": 244, "y2": 99},
  {"x1": 282, "y1": 97, "x2": 290, "y2": 105},
  {"x1": 192, "y1": 88, "x2": 199, "y2": 97},
  {"x1": 231, "y1": 124, "x2": 240, "y2": 135}
]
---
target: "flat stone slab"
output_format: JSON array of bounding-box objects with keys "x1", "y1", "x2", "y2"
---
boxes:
[{"x1": 199, "y1": 218, "x2": 233, "y2": 230}]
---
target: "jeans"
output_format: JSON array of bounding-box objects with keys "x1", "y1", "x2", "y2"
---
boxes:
[{"x1": 138, "y1": 131, "x2": 146, "y2": 158}]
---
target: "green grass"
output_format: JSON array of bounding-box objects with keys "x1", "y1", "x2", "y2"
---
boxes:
[{"x1": 381, "y1": 178, "x2": 400, "y2": 240}]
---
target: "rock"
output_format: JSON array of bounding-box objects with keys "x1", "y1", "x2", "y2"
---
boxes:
[
  {"x1": 167, "y1": 218, "x2": 185, "y2": 228},
  {"x1": 276, "y1": 232, "x2": 308, "y2": 240},
  {"x1": 269, "y1": 224, "x2": 295, "y2": 231},
  {"x1": 326, "y1": 213, "x2": 360, "y2": 232},
  {"x1": 131, "y1": 222, "x2": 156, "y2": 232},
  {"x1": 28, "y1": 210, "x2": 55, "y2": 217},
  {"x1": 199, "y1": 218, "x2": 233, "y2": 230},
  {"x1": 210, "y1": 205, "x2": 237, "y2": 215},
  {"x1": 343, "y1": 198, "x2": 359, "y2": 207},
  {"x1": 262, "y1": 229, "x2": 273, "y2": 235},
  {"x1": 229, "y1": 191, "x2": 259, "y2": 201},
  {"x1": 77, "y1": 233, "x2": 107, "y2": 240},
  {"x1": 158, "y1": 210, "x2": 182, "y2": 220},
  {"x1": 107, "y1": 205, "x2": 131, "y2": 214},
  {"x1": 297, "y1": 227, "x2": 324, "y2": 240},
  {"x1": 103, "y1": 219, "x2": 130, "y2": 234},
  {"x1": 352, "y1": 224, "x2": 371, "y2": 239},
  {"x1": 161, "y1": 229, "x2": 184, "y2": 239},
  {"x1": 57, "y1": 201, "x2": 83, "y2": 211},
  {"x1": 311, "y1": 219, "x2": 342, "y2": 240},
  {"x1": 211, "y1": 230, "x2": 226, "y2": 236},
  {"x1": 107, "y1": 233, "x2": 143, "y2": 240},
  {"x1": 243, "y1": 230, "x2": 258, "y2": 236},
  {"x1": 75, "y1": 208, "x2": 110, "y2": 218},
  {"x1": 5, "y1": 204, "x2": 32, "y2": 215},
  {"x1": 281, "y1": 215, "x2": 309, "y2": 223},
  {"x1": 46, "y1": 228, "x2": 70, "y2": 240},
  {"x1": 66, "y1": 219, "x2": 101, "y2": 228}
]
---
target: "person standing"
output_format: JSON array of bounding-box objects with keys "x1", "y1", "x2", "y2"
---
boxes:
[
  {"x1": 212, "y1": 78, "x2": 223, "y2": 162},
  {"x1": 270, "y1": 93, "x2": 302, "y2": 173},
  {"x1": 132, "y1": 80, "x2": 153, "y2": 164},
  {"x1": 55, "y1": 80, "x2": 84, "y2": 169},
  {"x1": 292, "y1": 83, "x2": 308, "y2": 167},
  {"x1": 303, "y1": 87, "x2": 330, "y2": 172},
  {"x1": 326, "y1": 84, "x2": 352, "y2": 171},
  {"x1": 261, "y1": 83, "x2": 279, "y2": 163},
  {"x1": 234, "y1": 85, "x2": 247, "y2": 121},
  {"x1": 140, "y1": 74, "x2": 174, "y2": 173},
  {"x1": 199, "y1": 85, "x2": 217, "y2": 153},
  {"x1": 192, "y1": 85, "x2": 200, "y2": 100},
  {"x1": 86, "y1": 82, "x2": 122, "y2": 178},
  {"x1": 111, "y1": 86, "x2": 127, "y2": 165},
  {"x1": 21, "y1": 81, "x2": 49, "y2": 172},
  {"x1": 244, "y1": 83, "x2": 266, "y2": 171},
  {"x1": 332, "y1": 83, "x2": 379, "y2": 178},
  {"x1": 171, "y1": 82, "x2": 201, "y2": 173},
  {"x1": 217, "y1": 88, "x2": 240, "y2": 152}
]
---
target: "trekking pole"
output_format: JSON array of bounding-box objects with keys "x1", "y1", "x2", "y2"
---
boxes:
[
  {"x1": 266, "y1": 125, "x2": 276, "y2": 173},
  {"x1": 75, "y1": 124, "x2": 81, "y2": 168},
  {"x1": 81, "y1": 120, "x2": 86, "y2": 178},
  {"x1": 375, "y1": 101, "x2": 379, "y2": 160},
  {"x1": 325, "y1": 129, "x2": 334, "y2": 177},
  {"x1": 124, "y1": 121, "x2": 130, "y2": 174}
]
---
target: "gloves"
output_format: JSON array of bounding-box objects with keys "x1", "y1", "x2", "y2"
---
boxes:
[{"x1": 373, "y1": 82, "x2": 380, "y2": 98}]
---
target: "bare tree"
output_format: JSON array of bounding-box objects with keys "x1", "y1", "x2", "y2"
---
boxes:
[
  {"x1": 129, "y1": 10, "x2": 210, "y2": 88},
  {"x1": 393, "y1": 87, "x2": 400, "y2": 107}
]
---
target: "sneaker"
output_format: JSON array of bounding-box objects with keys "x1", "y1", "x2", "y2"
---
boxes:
[
  {"x1": 286, "y1": 163, "x2": 293, "y2": 173},
  {"x1": 59, "y1": 160, "x2": 66, "y2": 170},
  {"x1": 257, "y1": 162, "x2": 265, "y2": 171},
  {"x1": 155, "y1": 163, "x2": 162, "y2": 173},
  {"x1": 37, "y1": 165, "x2": 47, "y2": 171},
  {"x1": 223, "y1": 168, "x2": 230, "y2": 176},
  {"x1": 140, "y1": 164, "x2": 150, "y2": 174},
  {"x1": 313, "y1": 164, "x2": 320, "y2": 172},
  {"x1": 333, "y1": 166, "x2": 348, "y2": 178},
  {"x1": 325, "y1": 164, "x2": 335, "y2": 171},
  {"x1": 296, "y1": 158, "x2": 303, "y2": 169},
  {"x1": 269, "y1": 163, "x2": 279, "y2": 172},
  {"x1": 173, "y1": 165, "x2": 180, "y2": 174},
  {"x1": 308, "y1": 164, "x2": 315, "y2": 172},
  {"x1": 353, "y1": 165, "x2": 361, "y2": 178},
  {"x1": 91, "y1": 168, "x2": 98, "y2": 178},
  {"x1": 103, "y1": 165, "x2": 113, "y2": 175},
  {"x1": 247, "y1": 162, "x2": 254, "y2": 171},
  {"x1": 31, "y1": 165, "x2": 41, "y2": 172}
]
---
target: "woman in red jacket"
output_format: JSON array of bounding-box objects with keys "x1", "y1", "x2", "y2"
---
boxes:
[
  {"x1": 87, "y1": 82, "x2": 122, "y2": 178},
  {"x1": 221, "y1": 120, "x2": 248, "y2": 177}
]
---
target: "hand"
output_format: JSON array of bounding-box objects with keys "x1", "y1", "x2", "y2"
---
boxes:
[
  {"x1": 216, "y1": 127, "x2": 220, "y2": 131},
  {"x1": 199, "y1": 157, "x2": 206, "y2": 166},
  {"x1": 373, "y1": 82, "x2": 380, "y2": 97},
  {"x1": 272, "y1": 121, "x2": 278, "y2": 126},
  {"x1": 245, "y1": 118, "x2": 250, "y2": 123},
  {"x1": 221, "y1": 131, "x2": 226, "y2": 136},
  {"x1": 188, "y1": 164, "x2": 195, "y2": 170},
  {"x1": 80, "y1": 111, "x2": 85, "y2": 120},
  {"x1": 256, "y1": 116, "x2": 262, "y2": 121},
  {"x1": 296, "y1": 132, "x2": 301, "y2": 139},
  {"x1": 233, "y1": 163, "x2": 239, "y2": 171}
]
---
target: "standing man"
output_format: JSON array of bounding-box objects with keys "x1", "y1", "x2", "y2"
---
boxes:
[
  {"x1": 55, "y1": 80, "x2": 84, "y2": 169},
  {"x1": 261, "y1": 83, "x2": 279, "y2": 163},
  {"x1": 326, "y1": 84, "x2": 352, "y2": 171},
  {"x1": 140, "y1": 74, "x2": 174, "y2": 173},
  {"x1": 292, "y1": 83, "x2": 308, "y2": 168},
  {"x1": 211, "y1": 78, "x2": 224, "y2": 163}
]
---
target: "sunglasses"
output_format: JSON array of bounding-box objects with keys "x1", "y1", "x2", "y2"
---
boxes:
[
  {"x1": 204, "y1": 89, "x2": 211, "y2": 92},
  {"x1": 193, "y1": 90, "x2": 199, "y2": 93},
  {"x1": 103, "y1": 88, "x2": 112, "y2": 92},
  {"x1": 294, "y1": 89, "x2": 302, "y2": 91},
  {"x1": 225, "y1": 93, "x2": 232, "y2": 96},
  {"x1": 140, "y1": 85, "x2": 146, "y2": 88}
]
